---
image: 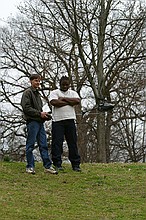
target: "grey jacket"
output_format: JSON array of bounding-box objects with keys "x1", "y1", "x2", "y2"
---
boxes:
[{"x1": 21, "y1": 86, "x2": 44, "y2": 122}]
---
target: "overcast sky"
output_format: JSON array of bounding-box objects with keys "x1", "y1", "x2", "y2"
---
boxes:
[{"x1": 0, "y1": 0, "x2": 21, "y2": 24}]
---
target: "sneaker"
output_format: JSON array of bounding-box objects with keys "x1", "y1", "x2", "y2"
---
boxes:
[
  {"x1": 26, "y1": 168, "x2": 35, "y2": 174},
  {"x1": 72, "y1": 166, "x2": 81, "y2": 172},
  {"x1": 45, "y1": 166, "x2": 58, "y2": 175},
  {"x1": 55, "y1": 166, "x2": 64, "y2": 171}
]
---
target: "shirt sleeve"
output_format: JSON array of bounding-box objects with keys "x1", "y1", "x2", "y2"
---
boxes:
[
  {"x1": 71, "y1": 90, "x2": 80, "y2": 99},
  {"x1": 49, "y1": 90, "x2": 59, "y2": 102}
]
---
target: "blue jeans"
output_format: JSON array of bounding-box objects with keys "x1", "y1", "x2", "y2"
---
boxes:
[
  {"x1": 51, "y1": 119, "x2": 80, "y2": 167},
  {"x1": 26, "y1": 121, "x2": 52, "y2": 169}
]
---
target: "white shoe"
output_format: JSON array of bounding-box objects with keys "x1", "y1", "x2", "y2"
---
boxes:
[
  {"x1": 45, "y1": 166, "x2": 58, "y2": 175},
  {"x1": 26, "y1": 168, "x2": 35, "y2": 174}
]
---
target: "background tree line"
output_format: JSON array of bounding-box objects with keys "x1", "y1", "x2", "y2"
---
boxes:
[{"x1": 0, "y1": 0, "x2": 145, "y2": 163}]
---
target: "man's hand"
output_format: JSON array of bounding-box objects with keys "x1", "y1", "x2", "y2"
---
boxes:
[{"x1": 41, "y1": 112, "x2": 49, "y2": 119}]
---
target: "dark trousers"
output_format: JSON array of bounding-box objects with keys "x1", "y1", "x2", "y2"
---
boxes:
[{"x1": 51, "y1": 119, "x2": 80, "y2": 167}]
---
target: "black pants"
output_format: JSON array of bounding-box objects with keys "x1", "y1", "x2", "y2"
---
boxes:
[{"x1": 51, "y1": 119, "x2": 80, "y2": 167}]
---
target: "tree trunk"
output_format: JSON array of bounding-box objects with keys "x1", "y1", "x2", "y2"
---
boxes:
[
  {"x1": 105, "y1": 111, "x2": 113, "y2": 162},
  {"x1": 75, "y1": 105, "x2": 88, "y2": 163},
  {"x1": 97, "y1": 112, "x2": 107, "y2": 162}
]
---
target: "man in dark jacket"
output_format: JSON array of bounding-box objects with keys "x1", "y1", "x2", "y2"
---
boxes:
[{"x1": 21, "y1": 74, "x2": 57, "y2": 174}]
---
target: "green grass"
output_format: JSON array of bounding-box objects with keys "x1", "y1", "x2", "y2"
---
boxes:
[{"x1": 0, "y1": 162, "x2": 146, "y2": 220}]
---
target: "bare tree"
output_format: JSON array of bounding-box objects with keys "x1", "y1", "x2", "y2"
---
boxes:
[{"x1": 0, "y1": 0, "x2": 145, "y2": 162}]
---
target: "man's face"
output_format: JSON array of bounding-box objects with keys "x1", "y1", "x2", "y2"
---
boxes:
[
  {"x1": 60, "y1": 80, "x2": 70, "y2": 92},
  {"x1": 30, "y1": 78, "x2": 41, "y2": 89}
]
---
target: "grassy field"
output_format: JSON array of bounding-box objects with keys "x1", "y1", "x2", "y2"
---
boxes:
[{"x1": 0, "y1": 162, "x2": 146, "y2": 220}]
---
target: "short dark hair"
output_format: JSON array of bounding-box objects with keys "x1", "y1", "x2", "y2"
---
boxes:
[
  {"x1": 29, "y1": 74, "x2": 41, "y2": 81},
  {"x1": 60, "y1": 76, "x2": 70, "y2": 84}
]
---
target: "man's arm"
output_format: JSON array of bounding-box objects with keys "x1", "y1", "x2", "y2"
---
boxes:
[
  {"x1": 50, "y1": 98, "x2": 68, "y2": 107},
  {"x1": 21, "y1": 90, "x2": 48, "y2": 119},
  {"x1": 50, "y1": 97, "x2": 80, "y2": 107},
  {"x1": 60, "y1": 97, "x2": 80, "y2": 106}
]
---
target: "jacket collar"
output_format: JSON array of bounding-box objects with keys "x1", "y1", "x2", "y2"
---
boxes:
[{"x1": 30, "y1": 86, "x2": 39, "y2": 93}]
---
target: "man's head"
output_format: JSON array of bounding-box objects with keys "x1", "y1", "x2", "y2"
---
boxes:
[
  {"x1": 60, "y1": 76, "x2": 70, "y2": 92},
  {"x1": 29, "y1": 74, "x2": 41, "y2": 89}
]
